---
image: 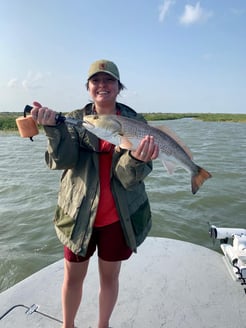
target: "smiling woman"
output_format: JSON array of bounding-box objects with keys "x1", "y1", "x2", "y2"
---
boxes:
[
  {"x1": 26, "y1": 59, "x2": 160, "y2": 328},
  {"x1": 85, "y1": 60, "x2": 126, "y2": 113},
  {"x1": 87, "y1": 72, "x2": 120, "y2": 114}
]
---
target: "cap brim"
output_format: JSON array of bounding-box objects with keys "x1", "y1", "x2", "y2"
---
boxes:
[{"x1": 88, "y1": 71, "x2": 119, "y2": 81}]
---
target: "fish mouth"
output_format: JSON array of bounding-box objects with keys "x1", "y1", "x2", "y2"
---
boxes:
[{"x1": 83, "y1": 119, "x2": 95, "y2": 128}]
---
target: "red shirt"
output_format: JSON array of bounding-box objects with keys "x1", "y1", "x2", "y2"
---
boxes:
[{"x1": 93, "y1": 139, "x2": 120, "y2": 227}]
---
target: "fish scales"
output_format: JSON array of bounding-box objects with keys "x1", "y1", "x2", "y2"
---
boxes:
[
  {"x1": 82, "y1": 114, "x2": 212, "y2": 194},
  {"x1": 121, "y1": 118, "x2": 185, "y2": 158}
]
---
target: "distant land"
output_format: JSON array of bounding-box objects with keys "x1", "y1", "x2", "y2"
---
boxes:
[{"x1": 0, "y1": 112, "x2": 246, "y2": 131}]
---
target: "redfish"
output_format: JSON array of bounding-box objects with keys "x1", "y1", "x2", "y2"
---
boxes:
[{"x1": 83, "y1": 115, "x2": 212, "y2": 194}]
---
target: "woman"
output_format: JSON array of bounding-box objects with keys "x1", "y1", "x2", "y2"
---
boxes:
[{"x1": 31, "y1": 59, "x2": 159, "y2": 328}]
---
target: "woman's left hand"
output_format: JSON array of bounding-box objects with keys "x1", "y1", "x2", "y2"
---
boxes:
[{"x1": 130, "y1": 135, "x2": 159, "y2": 162}]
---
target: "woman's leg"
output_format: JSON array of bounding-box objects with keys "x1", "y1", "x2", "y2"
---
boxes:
[
  {"x1": 62, "y1": 259, "x2": 90, "y2": 328},
  {"x1": 97, "y1": 259, "x2": 121, "y2": 328}
]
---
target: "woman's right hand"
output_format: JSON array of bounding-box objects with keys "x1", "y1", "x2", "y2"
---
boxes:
[
  {"x1": 130, "y1": 135, "x2": 159, "y2": 162},
  {"x1": 31, "y1": 101, "x2": 57, "y2": 126}
]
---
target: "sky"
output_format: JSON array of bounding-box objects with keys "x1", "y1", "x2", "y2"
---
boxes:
[{"x1": 0, "y1": 0, "x2": 245, "y2": 113}]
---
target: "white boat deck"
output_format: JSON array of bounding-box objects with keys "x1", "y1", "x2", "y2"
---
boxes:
[{"x1": 0, "y1": 237, "x2": 246, "y2": 328}]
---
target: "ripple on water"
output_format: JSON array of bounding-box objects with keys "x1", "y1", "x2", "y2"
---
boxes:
[{"x1": 0, "y1": 122, "x2": 246, "y2": 291}]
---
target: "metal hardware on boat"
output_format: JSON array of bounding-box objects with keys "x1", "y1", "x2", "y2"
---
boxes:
[
  {"x1": 0, "y1": 304, "x2": 29, "y2": 320},
  {"x1": 25, "y1": 303, "x2": 39, "y2": 315},
  {"x1": 0, "y1": 303, "x2": 64, "y2": 324},
  {"x1": 209, "y1": 224, "x2": 246, "y2": 291},
  {"x1": 209, "y1": 225, "x2": 246, "y2": 241}
]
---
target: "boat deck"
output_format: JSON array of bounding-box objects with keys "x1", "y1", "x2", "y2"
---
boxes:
[{"x1": 1, "y1": 237, "x2": 246, "y2": 327}]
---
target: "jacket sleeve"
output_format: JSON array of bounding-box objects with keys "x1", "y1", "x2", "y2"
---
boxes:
[
  {"x1": 43, "y1": 107, "x2": 99, "y2": 170},
  {"x1": 113, "y1": 150, "x2": 153, "y2": 189},
  {"x1": 43, "y1": 123, "x2": 80, "y2": 170}
]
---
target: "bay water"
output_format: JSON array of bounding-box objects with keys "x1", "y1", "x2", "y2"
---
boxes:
[{"x1": 0, "y1": 119, "x2": 245, "y2": 292}]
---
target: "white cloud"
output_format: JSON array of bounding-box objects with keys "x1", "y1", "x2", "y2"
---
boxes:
[
  {"x1": 7, "y1": 71, "x2": 51, "y2": 90},
  {"x1": 22, "y1": 79, "x2": 31, "y2": 89},
  {"x1": 158, "y1": 0, "x2": 175, "y2": 23},
  {"x1": 7, "y1": 78, "x2": 19, "y2": 88},
  {"x1": 22, "y1": 71, "x2": 51, "y2": 90},
  {"x1": 179, "y1": 2, "x2": 213, "y2": 25}
]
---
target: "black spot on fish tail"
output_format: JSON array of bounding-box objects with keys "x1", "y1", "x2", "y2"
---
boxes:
[{"x1": 191, "y1": 166, "x2": 212, "y2": 194}]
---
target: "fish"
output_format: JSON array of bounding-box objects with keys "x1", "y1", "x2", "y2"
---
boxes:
[{"x1": 82, "y1": 114, "x2": 212, "y2": 194}]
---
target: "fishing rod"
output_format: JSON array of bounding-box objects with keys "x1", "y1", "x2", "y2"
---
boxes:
[{"x1": 16, "y1": 105, "x2": 84, "y2": 141}]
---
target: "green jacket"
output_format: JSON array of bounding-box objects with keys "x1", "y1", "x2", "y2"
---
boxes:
[{"x1": 44, "y1": 103, "x2": 153, "y2": 256}]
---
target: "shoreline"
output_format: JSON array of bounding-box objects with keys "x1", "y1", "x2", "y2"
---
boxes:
[{"x1": 0, "y1": 112, "x2": 246, "y2": 131}]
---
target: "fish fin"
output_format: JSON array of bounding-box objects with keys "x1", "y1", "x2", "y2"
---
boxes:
[
  {"x1": 119, "y1": 136, "x2": 134, "y2": 150},
  {"x1": 156, "y1": 125, "x2": 193, "y2": 159},
  {"x1": 159, "y1": 153, "x2": 177, "y2": 174},
  {"x1": 191, "y1": 167, "x2": 212, "y2": 194},
  {"x1": 161, "y1": 159, "x2": 176, "y2": 175}
]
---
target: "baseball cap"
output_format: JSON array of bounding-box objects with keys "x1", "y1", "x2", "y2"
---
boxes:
[{"x1": 88, "y1": 59, "x2": 120, "y2": 81}]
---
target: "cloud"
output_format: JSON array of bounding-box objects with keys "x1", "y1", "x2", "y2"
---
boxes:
[
  {"x1": 158, "y1": 0, "x2": 175, "y2": 23},
  {"x1": 7, "y1": 71, "x2": 51, "y2": 90},
  {"x1": 22, "y1": 71, "x2": 51, "y2": 90},
  {"x1": 7, "y1": 78, "x2": 19, "y2": 88},
  {"x1": 179, "y1": 2, "x2": 213, "y2": 25}
]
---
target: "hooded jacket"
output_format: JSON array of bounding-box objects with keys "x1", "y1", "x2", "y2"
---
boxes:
[{"x1": 44, "y1": 103, "x2": 152, "y2": 256}]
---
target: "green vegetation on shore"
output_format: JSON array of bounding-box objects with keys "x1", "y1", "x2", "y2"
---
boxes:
[
  {"x1": 0, "y1": 112, "x2": 246, "y2": 131},
  {"x1": 143, "y1": 112, "x2": 246, "y2": 122},
  {"x1": 0, "y1": 112, "x2": 22, "y2": 131}
]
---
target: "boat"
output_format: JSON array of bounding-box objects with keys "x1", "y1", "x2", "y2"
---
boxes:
[{"x1": 1, "y1": 235, "x2": 246, "y2": 328}]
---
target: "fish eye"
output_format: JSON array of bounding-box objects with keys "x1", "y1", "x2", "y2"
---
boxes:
[{"x1": 92, "y1": 114, "x2": 99, "y2": 120}]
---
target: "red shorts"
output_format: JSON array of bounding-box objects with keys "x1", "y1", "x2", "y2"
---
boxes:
[{"x1": 64, "y1": 221, "x2": 132, "y2": 262}]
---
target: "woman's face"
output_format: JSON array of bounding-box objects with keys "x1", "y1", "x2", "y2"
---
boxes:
[{"x1": 88, "y1": 72, "x2": 119, "y2": 108}]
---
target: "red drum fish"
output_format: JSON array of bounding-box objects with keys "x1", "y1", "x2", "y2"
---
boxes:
[{"x1": 82, "y1": 115, "x2": 212, "y2": 194}]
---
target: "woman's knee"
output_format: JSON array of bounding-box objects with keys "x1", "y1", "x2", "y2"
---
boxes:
[
  {"x1": 63, "y1": 259, "x2": 89, "y2": 287},
  {"x1": 98, "y1": 260, "x2": 121, "y2": 285}
]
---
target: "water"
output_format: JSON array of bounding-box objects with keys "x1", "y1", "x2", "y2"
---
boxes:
[{"x1": 0, "y1": 120, "x2": 245, "y2": 292}]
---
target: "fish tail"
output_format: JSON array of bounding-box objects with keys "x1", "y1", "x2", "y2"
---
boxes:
[{"x1": 191, "y1": 167, "x2": 212, "y2": 194}]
